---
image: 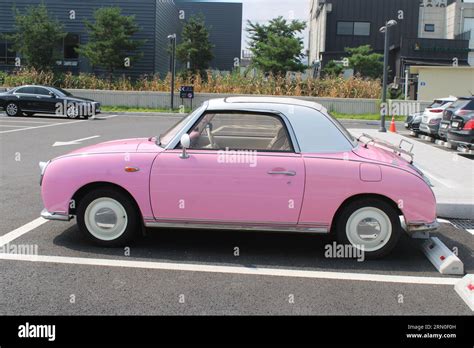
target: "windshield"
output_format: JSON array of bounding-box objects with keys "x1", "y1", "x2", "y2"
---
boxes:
[
  {"x1": 449, "y1": 99, "x2": 470, "y2": 110},
  {"x1": 53, "y1": 87, "x2": 73, "y2": 96},
  {"x1": 158, "y1": 104, "x2": 206, "y2": 147}
]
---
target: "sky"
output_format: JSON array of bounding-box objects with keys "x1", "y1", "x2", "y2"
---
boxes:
[{"x1": 241, "y1": 0, "x2": 310, "y2": 51}]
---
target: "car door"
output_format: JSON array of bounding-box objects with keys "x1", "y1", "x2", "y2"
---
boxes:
[
  {"x1": 34, "y1": 87, "x2": 58, "y2": 113},
  {"x1": 150, "y1": 111, "x2": 305, "y2": 225},
  {"x1": 13, "y1": 86, "x2": 38, "y2": 111}
]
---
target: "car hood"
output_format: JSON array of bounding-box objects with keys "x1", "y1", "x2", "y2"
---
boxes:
[
  {"x1": 63, "y1": 95, "x2": 97, "y2": 103},
  {"x1": 62, "y1": 138, "x2": 151, "y2": 156}
]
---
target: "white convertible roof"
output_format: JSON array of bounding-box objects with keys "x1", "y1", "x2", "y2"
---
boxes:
[
  {"x1": 220, "y1": 96, "x2": 325, "y2": 111},
  {"x1": 202, "y1": 97, "x2": 355, "y2": 153}
]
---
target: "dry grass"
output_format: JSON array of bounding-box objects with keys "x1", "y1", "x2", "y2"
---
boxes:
[{"x1": 1, "y1": 68, "x2": 381, "y2": 99}]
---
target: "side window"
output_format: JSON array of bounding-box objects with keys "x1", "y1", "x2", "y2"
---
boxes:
[
  {"x1": 15, "y1": 87, "x2": 35, "y2": 94},
  {"x1": 186, "y1": 112, "x2": 293, "y2": 152},
  {"x1": 35, "y1": 87, "x2": 51, "y2": 95}
]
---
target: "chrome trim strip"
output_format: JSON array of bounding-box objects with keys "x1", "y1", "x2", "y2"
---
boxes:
[
  {"x1": 144, "y1": 220, "x2": 329, "y2": 234},
  {"x1": 41, "y1": 208, "x2": 73, "y2": 222}
]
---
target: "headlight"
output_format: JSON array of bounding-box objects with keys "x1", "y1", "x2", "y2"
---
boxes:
[{"x1": 39, "y1": 160, "x2": 50, "y2": 185}]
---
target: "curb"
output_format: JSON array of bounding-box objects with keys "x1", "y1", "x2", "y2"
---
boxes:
[{"x1": 437, "y1": 203, "x2": 474, "y2": 220}]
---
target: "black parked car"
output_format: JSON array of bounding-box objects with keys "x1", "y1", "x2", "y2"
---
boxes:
[
  {"x1": 405, "y1": 112, "x2": 423, "y2": 133},
  {"x1": 0, "y1": 85, "x2": 100, "y2": 119},
  {"x1": 439, "y1": 97, "x2": 474, "y2": 140},
  {"x1": 447, "y1": 110, "x2": 474, "y2": 149}
]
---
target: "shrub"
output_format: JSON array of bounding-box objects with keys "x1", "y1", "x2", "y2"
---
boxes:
[{"x1": 0, "y1": 68, "x2": 381, "y2": 99}]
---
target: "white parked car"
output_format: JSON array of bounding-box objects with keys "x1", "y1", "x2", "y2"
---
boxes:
[{"x1": 419, "y1": 96, "x2": 457, "y2": 137}]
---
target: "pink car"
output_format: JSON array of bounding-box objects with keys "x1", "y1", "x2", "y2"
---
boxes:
[{"x1": 40, "y1": 97, "x2": 438, "y2": 258}]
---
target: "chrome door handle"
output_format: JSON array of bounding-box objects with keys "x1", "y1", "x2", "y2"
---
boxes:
[{"x1": 267, "y1": 170, "x2": 296, "y2": 176}]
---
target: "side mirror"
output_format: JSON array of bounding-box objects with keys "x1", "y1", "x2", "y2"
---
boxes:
[
  {"x1": 48, "y1": 91, "x2": 56, "y2": 98},
  {"x1": 179, "y1": 133, "x2": 190, "y2": 159}
]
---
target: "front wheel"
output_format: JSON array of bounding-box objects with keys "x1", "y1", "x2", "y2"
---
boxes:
[
  {"x1": 335, "y1": 198, "x2": 401, "y2": 259},
  {"x1": 77, "y1": 188, "x2": 140, "y2": 247}
]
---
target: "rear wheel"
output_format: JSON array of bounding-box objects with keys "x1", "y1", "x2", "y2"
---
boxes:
[
  {"x1": 335, "y1": 198, "x2": 401, "y2": 259},
  {"x1": 77, "y1": 188, "x2": 140, "y2": 247},
  {"x1": 5, "y1": 102, "x2": 20, "y2": 117}
]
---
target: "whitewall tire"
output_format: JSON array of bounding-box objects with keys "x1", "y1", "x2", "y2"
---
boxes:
[
  {"x1": 336, "y1": 198, "x2": 401, "y2": 259},
  {"x1": 77, "y1": 188, "x2": 140, "y2": 247}
]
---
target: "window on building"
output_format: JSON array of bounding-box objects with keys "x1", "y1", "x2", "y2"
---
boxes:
[
  {"x1": 64, "y1": 34, "x2": 79, "y2": 59},
  {"x1": 354, "y1": 22, "x2": 371, "y2": 36},
  {"x1": 337, "y1": 22, "x2": 371, "y2": 36},
  {"x1": 337, "y1": 22, "x2": 353, "y2": 35},
  {"x1": 424, "y1": 24, "x2": 435, "y2": 32},
  {"x1": 0, "y1": 36, "x2": 16, "y2": 65}
]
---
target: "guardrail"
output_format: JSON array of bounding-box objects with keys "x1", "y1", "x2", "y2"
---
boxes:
[{"x1": 0, "y1": 86, "x2": 433, "y2": 115}]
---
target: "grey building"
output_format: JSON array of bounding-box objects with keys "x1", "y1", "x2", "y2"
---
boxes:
[
  {"x1": 175, "y1": 0, "x2": 242, "y2": 71},
  {"x1": 308, "y1": 0, "x2": 472, "y2": 80},
  {"x1": 0, "y1": 0, "x2": 242, "y2": 77}
]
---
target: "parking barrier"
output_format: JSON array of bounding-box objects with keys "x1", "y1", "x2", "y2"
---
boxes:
[
  {"x1": 419, "y1": 237, "x2": 464, "y2": 275},
  {"x1": 454, "y1": 274, "x2": 474, "y2": 311}
]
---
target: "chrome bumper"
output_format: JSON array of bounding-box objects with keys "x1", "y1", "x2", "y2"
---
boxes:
[
  {"x1": 405, "y1": 220, "x2": 440, "y2": 233},
  {"x1": 41, "y1": 209, "x2": 73, "y2": 221}
]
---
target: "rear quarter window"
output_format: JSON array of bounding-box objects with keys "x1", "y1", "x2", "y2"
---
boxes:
[{"x1": 287, "y1": 105, "x2": 355, "y2": 153}]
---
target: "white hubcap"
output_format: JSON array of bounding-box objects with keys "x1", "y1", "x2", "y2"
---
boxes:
[
  {"x1": 84, "y1": 197, "x2": 128, "y2": 241},
  {"x1": 346, "y1": 207, "x2": 392, "y2": 252},
  {"x1": 6, "y1": 104, "x2": 17, "y2": 115}
]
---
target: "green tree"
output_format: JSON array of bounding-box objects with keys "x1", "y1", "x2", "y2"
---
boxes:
[
  {"x1": 345, "y1": 45, "x2": 383, "y2": 79},
  {"x1": 246, "y1": 16, "x2": 306, "y2": 75},
  {"x1": 76, "y1": 7, "x2": 145, "y2": 76},
  {"x1": 4, "y1": 4, "x2": 66, "y2": 70},
  {"x1": 176, "y1": 15, "x2": 214, "y2": 77},
  {"x1": 322, "y1": 60, "x2": 344, "y2": 77}
]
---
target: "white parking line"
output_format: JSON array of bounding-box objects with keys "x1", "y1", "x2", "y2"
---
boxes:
[
  {"x1": 0, "y1": 217, "x2": 48, "y2": 248},
  {"x1": 467, "y1": 229, "x2": 474, "y2": 236},
  {"x1": 0, "y1": 119, "x2": 59, "y2": 124},
  {"x1": 0, "y1": 217, "x2": 462, "y2": 286},
  {"x1": 0, "y1": 252, "x2": 460, "y2": 285},
  {"x1": 0, "y1": 119, "x2": 85, "y2": 134}
]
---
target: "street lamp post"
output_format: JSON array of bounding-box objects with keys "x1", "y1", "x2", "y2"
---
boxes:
[
  {"x1": 167, "y1": 34, "x2": 177, "y2": 110},
  {"x1": 379, "y1": 20, "x2": 397, "y2": 133}
]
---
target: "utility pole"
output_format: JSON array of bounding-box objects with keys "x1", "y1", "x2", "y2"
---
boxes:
[
  {"x1": 168, "y1": 34, "x2": 177, "y2": 110},
  {"x1": 379, "y1": 20, "x2": 397, "y2": 132}
]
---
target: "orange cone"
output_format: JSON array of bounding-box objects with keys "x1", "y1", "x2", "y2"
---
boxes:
[{"x1": 389, "y1": 115, "x2": 397, "y2": 133}]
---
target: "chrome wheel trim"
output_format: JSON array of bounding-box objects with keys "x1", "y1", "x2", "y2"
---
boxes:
[
  {"x1": 66, "y1": 105, "x2": 79, "y2": 118},
  {"x1": 84, "y1": 197, "x2": 128, "y2": 241},
  {"x1": 6, "y1": 103, "x2": 18, "y2": 116},
  {"x1": 345, "y1": 207, "x2": 392, "y2": 252}
]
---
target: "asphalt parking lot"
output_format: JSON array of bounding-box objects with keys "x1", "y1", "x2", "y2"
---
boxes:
[{"x1": 0, "y1": 111, "x2": 472, "y2": 315}]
